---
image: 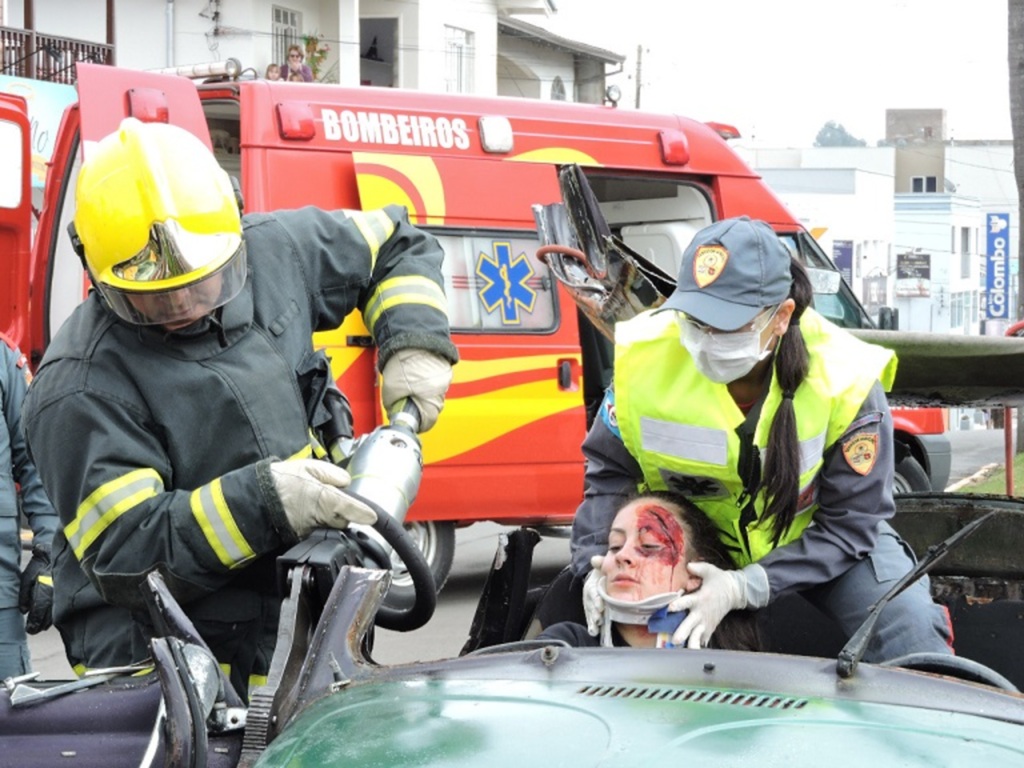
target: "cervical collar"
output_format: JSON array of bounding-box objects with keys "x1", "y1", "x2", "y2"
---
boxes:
[{"x1": 596, "y1": 577, "x2": 682, "y2": 647}]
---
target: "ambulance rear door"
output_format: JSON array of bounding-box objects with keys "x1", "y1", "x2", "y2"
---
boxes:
[
  {"x1": 75, "y1": 63, "x2": 211, "y2": 152},
  {"x1": 34, "y1": 64, "x2": 213, "y2": 357},
  {"x1": 0, "y1": 93, "x2": 31, "y2": 343},
  {"x1": 352, "y1": 151, "x2": 587, "y2": 526}
]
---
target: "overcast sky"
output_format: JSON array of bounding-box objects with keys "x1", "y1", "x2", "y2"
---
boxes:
[{"x1": 536, "y1": 0, "x2": 1011, "y2": 147}]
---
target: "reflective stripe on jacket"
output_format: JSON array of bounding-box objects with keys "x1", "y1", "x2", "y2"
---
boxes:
[{"x1": 614, "y1": 308, "x2": 896, "y2": 566}]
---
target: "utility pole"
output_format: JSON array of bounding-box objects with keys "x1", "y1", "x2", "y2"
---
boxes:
[{"x1": 634, "y1": 45, "x2": 643, "y2": 109}]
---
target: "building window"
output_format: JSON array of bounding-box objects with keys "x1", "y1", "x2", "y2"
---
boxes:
[
  {"x1": 444, "y1": 26, "x2": 474, "y2": 93},
  {"x1": 911, "y1": 176, "x2": 937, "y2": 193},
  {"x1": 960, "y1": 226, "x2": 971, "y2": 278},
  {"x1": 273, "y1": 6, "x2": 301, "y2": 68},
  {"x1": 950, "y1": 291, "x2": 965, "y2": 329}
]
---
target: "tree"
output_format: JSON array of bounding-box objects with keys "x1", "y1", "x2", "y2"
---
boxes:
[
  {"x1": 813, "y1": 120, "x2": 867, "y2": 147},
  {"x1": 1009, "y1": 0, "x2": 1024, "y2": 450},
  {"x1": 1011, "y1": 1, "x2": 1024, "y2": 321}
]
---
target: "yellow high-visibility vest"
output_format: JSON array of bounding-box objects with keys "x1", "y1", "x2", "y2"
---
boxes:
[{"x1": 614, "y1": 308, "x2": 896, "y2": 565}]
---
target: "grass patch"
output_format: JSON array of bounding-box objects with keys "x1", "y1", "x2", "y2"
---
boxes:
[{"x1": 957, "y1": 452, "x2": 1024, "y2": 495}]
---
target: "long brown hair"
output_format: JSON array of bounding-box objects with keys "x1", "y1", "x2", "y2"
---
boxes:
[{"x1": 759, "y1": 256, "x2": 813, "y2": 545}]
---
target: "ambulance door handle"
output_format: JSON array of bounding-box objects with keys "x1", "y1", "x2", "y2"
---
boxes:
[{"x1": 557, "y1": 358, "x2": 578, "y2": 391}]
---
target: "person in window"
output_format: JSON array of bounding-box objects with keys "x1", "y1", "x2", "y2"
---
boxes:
[
  {"x1": 570, "y1": 216, "x2": 953, "y2": 660},
  {"x1": 284, "y1": 43, "x2": 313, "y2": 82},
  {"x1": 539, "y1": 492, "x2": 760, "y2": 650},
  {"x1": 22, "y1": 117, "x2": 457, "y2": 697}
]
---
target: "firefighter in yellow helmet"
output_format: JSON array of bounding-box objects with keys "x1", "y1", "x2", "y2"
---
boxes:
[{"x1": 23, "y1": 117, "x2": 457, "y2": 697}]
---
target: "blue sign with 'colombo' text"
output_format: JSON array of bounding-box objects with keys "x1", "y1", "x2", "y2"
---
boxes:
[{"x1": 986, "y1": 213, "x2": 1010, "y2": 320}]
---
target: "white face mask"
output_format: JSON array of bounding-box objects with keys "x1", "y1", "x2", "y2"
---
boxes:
[{"x1": 678, "y1": 306, "x2": 779, "y2": 384}]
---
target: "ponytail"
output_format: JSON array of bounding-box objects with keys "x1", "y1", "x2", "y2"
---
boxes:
[{"x1": 761, "y1": 256, "x2": 812, "y2": 544}]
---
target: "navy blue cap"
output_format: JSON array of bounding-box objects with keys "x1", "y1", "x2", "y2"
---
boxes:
[{"x1": 660, "y1": 216, "x2": 792, "y2": 331}]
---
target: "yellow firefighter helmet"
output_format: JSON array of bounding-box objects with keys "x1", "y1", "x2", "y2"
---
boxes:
[{"x1": 72, "y1": 117, "x2": 246, "y2": 326}]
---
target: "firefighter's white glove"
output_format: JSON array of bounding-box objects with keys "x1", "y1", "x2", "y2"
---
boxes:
[
  {"x1": 271, "y1": 459, "x2": 377, "y2": 538},
  {"x1": 668, "y1": 562, "x2": 769, "y2": 649},
  {"x1": 381, "y1": 349, "x2": 452, "y2": 433},
  {"x1": 582, "y1": 555, "x2": 607, "y2": 637}
]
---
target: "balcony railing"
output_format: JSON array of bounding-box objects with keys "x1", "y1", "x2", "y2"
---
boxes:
[{"x1": 1, "y1": 27, "x2": 112, "y2": 85}]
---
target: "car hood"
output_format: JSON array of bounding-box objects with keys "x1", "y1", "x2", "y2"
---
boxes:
[{"x1": 254, "y1": 645, "x2": 1024, "y2": 767}]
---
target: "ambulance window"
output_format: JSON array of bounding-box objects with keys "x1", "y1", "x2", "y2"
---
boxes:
[
  {"x1": 585, "y1": 175, "x2": 714, "y2": 279},
  {"x1": 433, "y1": 232, "x2": 557, "y2": 333},
  {"x1": 202, "y1": 99, "x2": 242, "y2": 185},
  {"x1": 778, "y1": 232, "x2": 874, "y2": 329}
]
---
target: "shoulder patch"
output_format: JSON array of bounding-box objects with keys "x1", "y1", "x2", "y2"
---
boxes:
[{"x1": 842, "y1": 432, "x2": 878, "y2": 476}]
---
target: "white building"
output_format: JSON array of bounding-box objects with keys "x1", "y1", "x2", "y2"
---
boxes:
[
  {"x1": 2, "y1": 0, "x2": 622, "y2": 101},
  {"x1": 738, "y1": 110, "x2": 1018, "y2": 339}
]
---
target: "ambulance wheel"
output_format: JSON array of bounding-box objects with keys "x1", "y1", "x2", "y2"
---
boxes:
[
  {"x1": 383, "y1": 521, "x2": 456, "y2": 612},
  {"x1": 894, "y1": 455, "x2": 931, "y2": 494}
]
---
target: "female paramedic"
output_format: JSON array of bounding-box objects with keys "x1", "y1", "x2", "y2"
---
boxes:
[{"x1": 570, "y1": 216, "x2": 953, "y2": 660}]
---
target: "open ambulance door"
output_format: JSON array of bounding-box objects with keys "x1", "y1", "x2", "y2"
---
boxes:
[
  {"x1": 75, "y1": 62, "x2": 212, "y2": 153},
  {"x1": 33, "y1": 64, "x2": 213, "y2": 361},
  {"x1": 0, "y1": 93, "x2": 32, "y2": 345}
]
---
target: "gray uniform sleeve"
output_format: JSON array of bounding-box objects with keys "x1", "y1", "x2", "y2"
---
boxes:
[
  {"x1": 756, "y1": 381, "x2": 894, "y2": 598},
  {"x1": 1, "y1": 343, "x2": 56, "y2": 548},
  {"x1": 570, "y1": 392, "x2": 642, "y2": 577}
]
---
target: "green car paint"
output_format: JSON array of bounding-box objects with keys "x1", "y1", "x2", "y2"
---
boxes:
[{"x1": 255, "y1": 666, "x2": 1024, "y2": 767}]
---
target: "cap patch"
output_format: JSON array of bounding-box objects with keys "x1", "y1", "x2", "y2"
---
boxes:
[
  {"x1": 692, "y1": 245, "x2": 729, "y2": 289},
  {"x1": 842, "y1": 432, "x2": 878, "y2": 476}
]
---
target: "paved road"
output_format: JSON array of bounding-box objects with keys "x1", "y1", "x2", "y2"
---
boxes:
[
  {"x1": 946, "y1": 426, "x2": 1011, "y2": 488},
  {"x1": 22, "y1": 427, "x2": 1012, "y2": 679}
]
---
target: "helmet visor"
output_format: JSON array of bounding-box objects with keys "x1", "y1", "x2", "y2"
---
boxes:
[
  {"x1": 97, "y1": 242, "x2": 247, "y2": 326},
  {"x1": 109, "y1": 219, "x2": 238, "y2": 288}
]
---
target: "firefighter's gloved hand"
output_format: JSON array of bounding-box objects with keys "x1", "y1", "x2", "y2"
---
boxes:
[
  {"x1": 271, "y1": 460, "x2": 377, "y2": 538},
  {"x1": 19, "y1": 543, "x2": 53, "y2": 635},
  {"x1": 668, "y1": 562, "x2": 769, "y2": 649},
  {"x1": 582, "y1": 555, "x2": 606, "y2": 637},
  {"x1": 381, "y1": 349, "x2": 453, "y2": 433}
]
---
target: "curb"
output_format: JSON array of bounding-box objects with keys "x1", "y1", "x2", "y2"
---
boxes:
[{"x1": 944, "y1": 463, "x2": 1001, "y2": 492}]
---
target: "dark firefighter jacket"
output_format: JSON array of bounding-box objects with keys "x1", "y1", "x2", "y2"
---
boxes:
[{"x1": 22, "y1": 206, "x2": 457, "y2": 692}]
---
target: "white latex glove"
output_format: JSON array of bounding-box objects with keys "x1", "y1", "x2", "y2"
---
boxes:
[
  {"x1": 582, "y1": 555, "x2": 606, "y2": 637},
  {"x1": 380, "y1": 349, "x2": 453, "y2": 433},
  {"x1": 271, "y1": 459, "x2": 377, "y2": 538},
  {"x1": 668, "y1": 562, "x2": 769, "y2": 649}
]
